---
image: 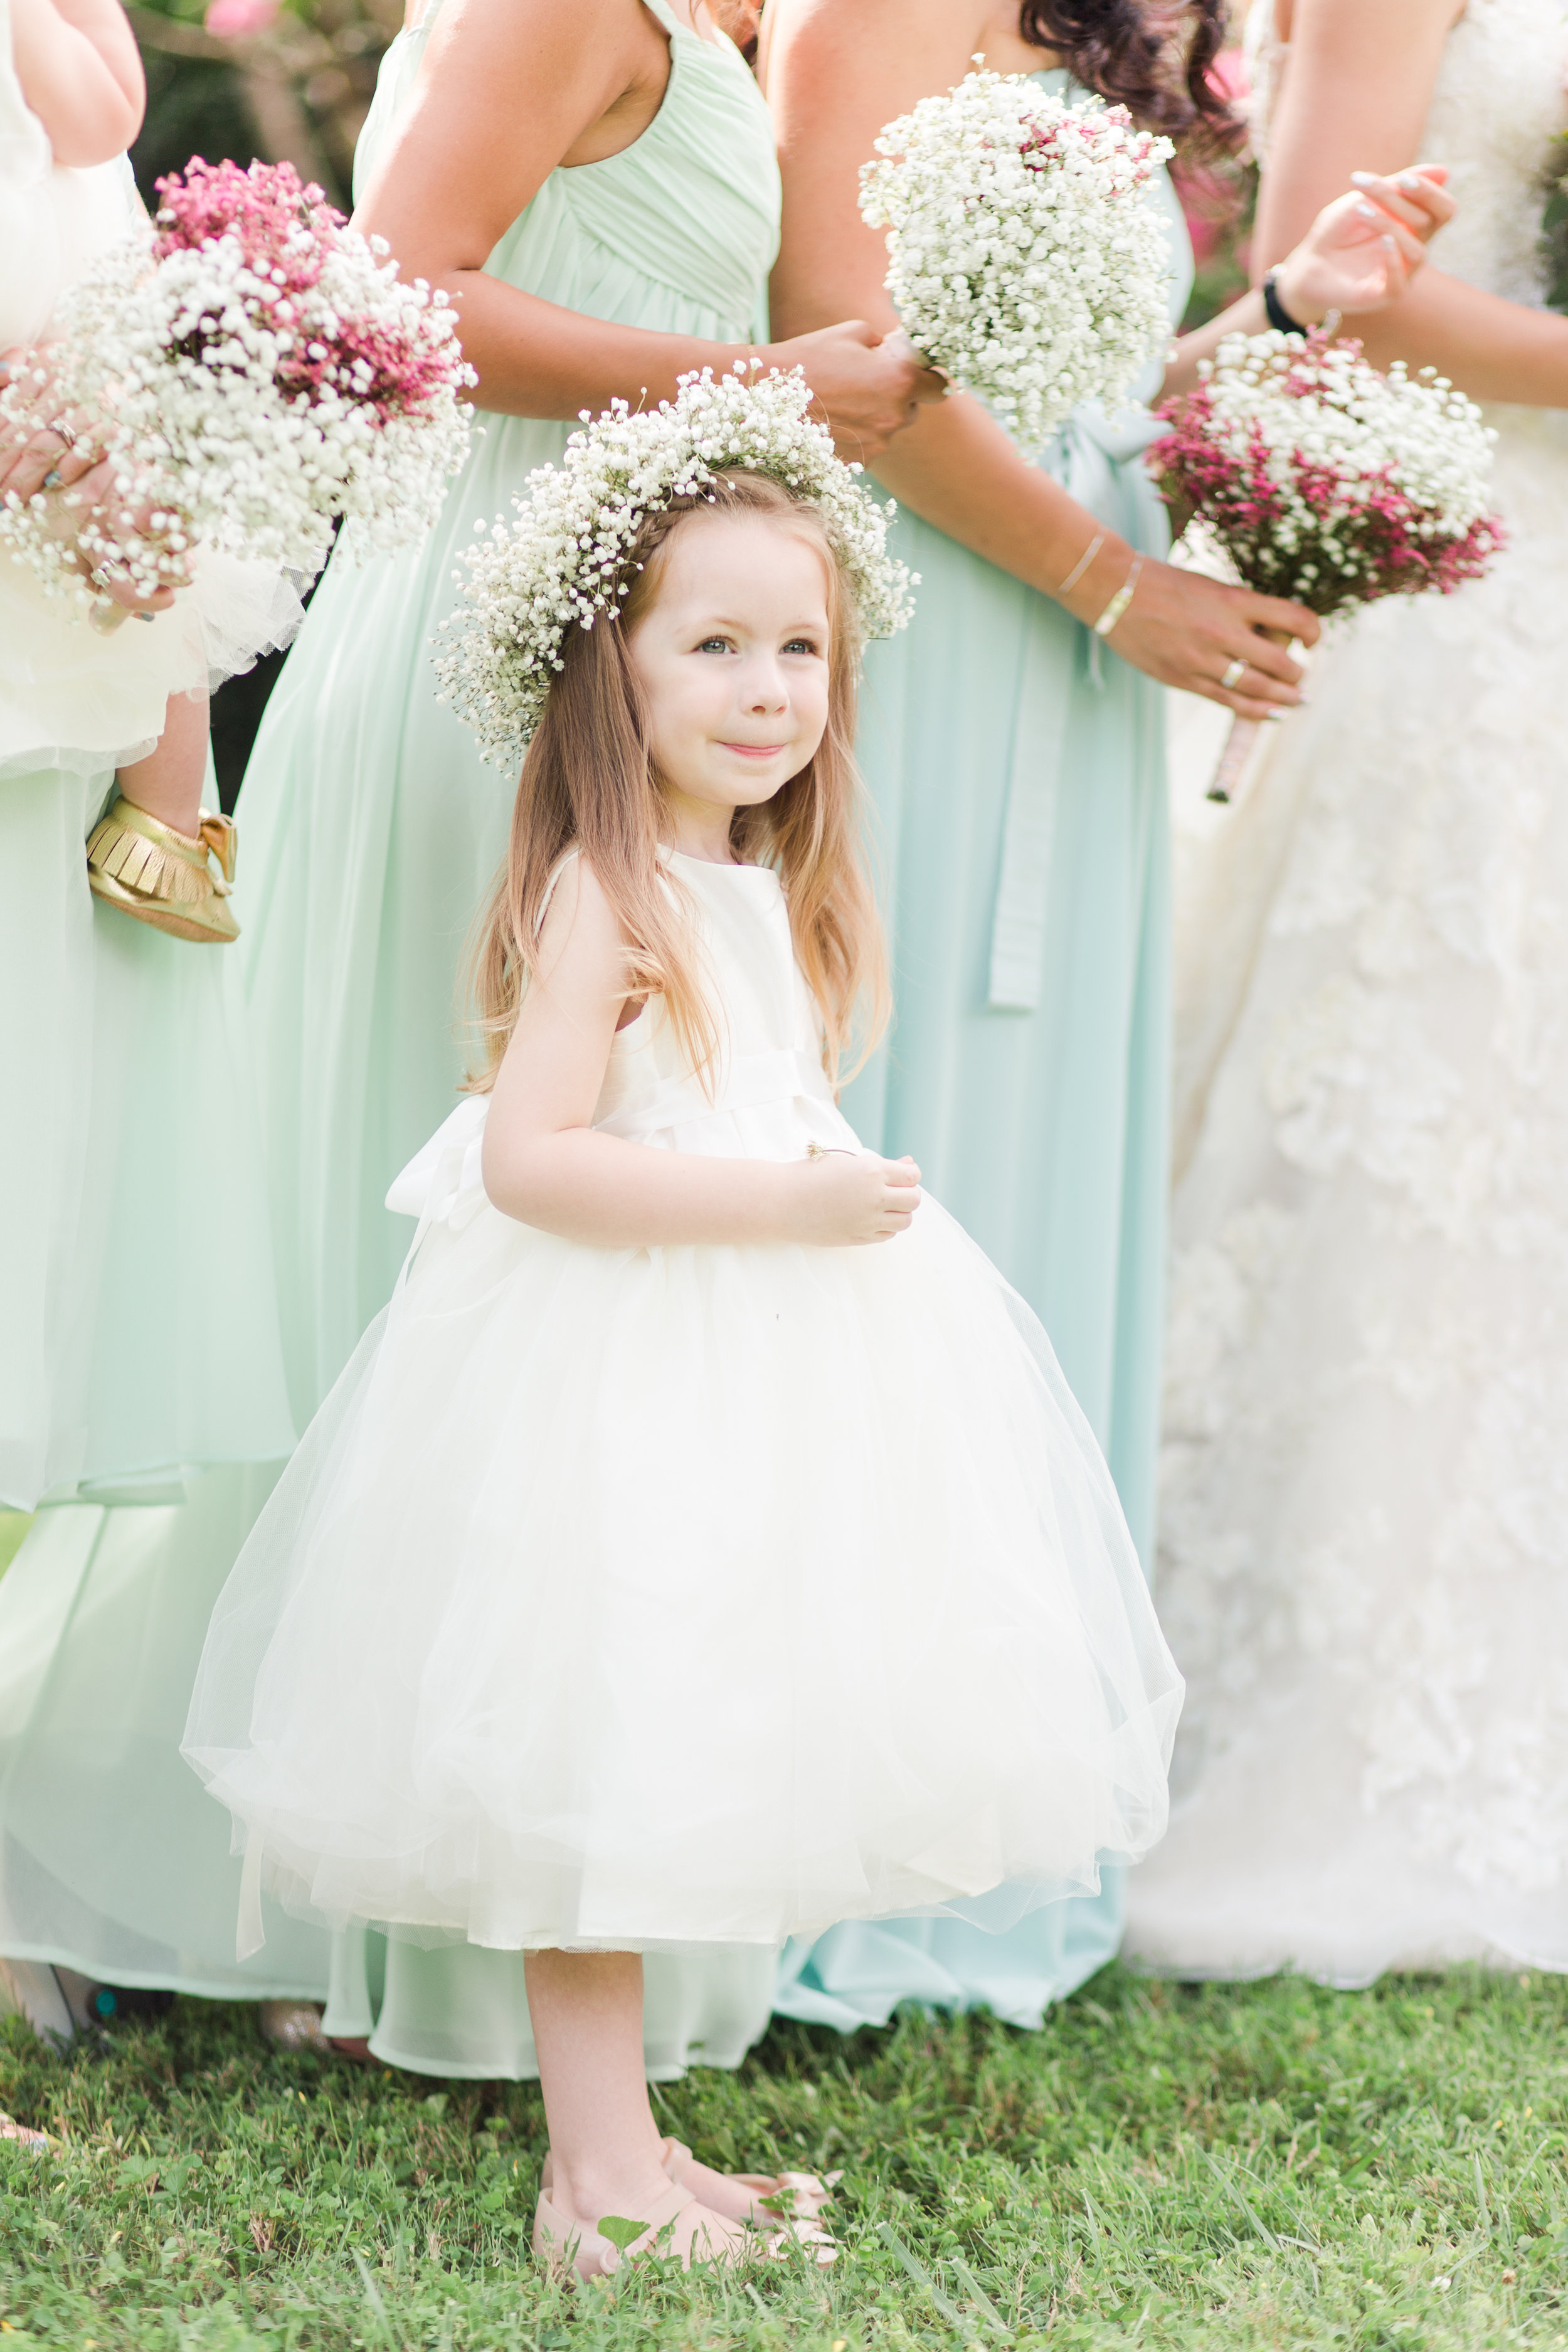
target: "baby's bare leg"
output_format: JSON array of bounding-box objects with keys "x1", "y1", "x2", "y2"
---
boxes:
[{"x1": 115, "y1": 689, "x2": 209, "y2": 838}]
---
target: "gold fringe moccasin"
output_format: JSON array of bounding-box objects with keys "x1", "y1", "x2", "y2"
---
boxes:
[{"x1": 86, "y1": 796, "x2": 240, "y2": 945}]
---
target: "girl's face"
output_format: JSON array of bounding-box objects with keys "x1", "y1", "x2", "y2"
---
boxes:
[{"x1": 628, "y1": 511, "x2": 833, "y2": 841}]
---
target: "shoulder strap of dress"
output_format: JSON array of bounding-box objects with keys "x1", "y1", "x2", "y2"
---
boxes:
[{"x1": 638, "y1": 0, "x2": 688, "y2": 41}]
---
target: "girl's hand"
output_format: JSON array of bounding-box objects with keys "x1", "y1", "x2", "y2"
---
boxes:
[
  {"x1": 1084, "y1": 560, "x2": 1319, "y2": 720},
  {"x1": 788, "y1": 1150, "x2": 923, "y2": 1246},
  {"x1": 1274, "y1": 165, "x2": 1453, "y2": 324},
  {"x1": 765, "y1": 322, "x2": 948, "y2": 463}
]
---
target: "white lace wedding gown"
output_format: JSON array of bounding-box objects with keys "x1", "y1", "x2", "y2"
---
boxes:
[{"x1": 1126, "y1": 0, "x2": 1568, "y2": 1984}]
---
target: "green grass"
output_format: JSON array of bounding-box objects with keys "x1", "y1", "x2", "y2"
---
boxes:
[{"x1": 3, "y1": 1964, "x2": 1565, "y2": 2348}]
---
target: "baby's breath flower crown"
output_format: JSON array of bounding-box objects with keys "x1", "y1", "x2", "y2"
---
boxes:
[{"x1": 434, "y1": 366, "x2": 916, "y2": 770}]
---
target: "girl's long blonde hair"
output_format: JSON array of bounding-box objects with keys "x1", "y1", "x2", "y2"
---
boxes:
[{"x1": 466, "y1": 470, "x2": 889, "y2": 1091}]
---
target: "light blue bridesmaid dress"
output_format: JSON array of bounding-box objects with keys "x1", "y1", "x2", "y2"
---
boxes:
[{"x1": 778, "y1": 82, "x2": 1192, "y2": 2033}]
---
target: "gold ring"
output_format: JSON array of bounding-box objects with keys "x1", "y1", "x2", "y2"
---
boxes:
[{"x1": 1221, "y1": 657, "x2": 1248, "y2": 690}]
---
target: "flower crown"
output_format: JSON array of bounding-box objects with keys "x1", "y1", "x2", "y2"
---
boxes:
[{"x1": 433, "y1": 367, "x2": 916, "y2": 769}]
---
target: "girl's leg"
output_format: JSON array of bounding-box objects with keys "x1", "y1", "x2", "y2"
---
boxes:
[
  {"x1": 525, "y1": 1951, "x2": 751, "y2": 2269},
  {"x1": 524, "y1": 1949, "x2": 680, "y2": 2223}
]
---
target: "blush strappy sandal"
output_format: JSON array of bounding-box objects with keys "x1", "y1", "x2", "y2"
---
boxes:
[
  {"x1": 540, "y1": 2136, "x2": 839, "y2": 2265},
  {"x1": 532, "y1": 2180, "x2": 752, "y2": 2280}
]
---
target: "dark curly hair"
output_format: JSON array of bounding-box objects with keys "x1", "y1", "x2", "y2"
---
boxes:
[{"x1": 1019, "y1": 0, "x2": 1244, "y2": 155}]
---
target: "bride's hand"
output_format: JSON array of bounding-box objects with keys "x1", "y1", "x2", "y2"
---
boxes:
[
  {"x1": 1274, "y1": 166, "x2": 1454, "y2": 323},
  {"x1": 1097, "y1": 561, "x2": 1320, "y2": 720},
  {"x1": 765, "y1": 320, "x2": 948, "y2": 463}
]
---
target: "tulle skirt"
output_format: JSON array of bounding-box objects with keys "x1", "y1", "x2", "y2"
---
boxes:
[
  {"x1": 0, "y1": 547, "x2": 302, "y2": 788},
  {"x1": 184, "y1": 1193, "x2": 1182, "y2": 1956}
]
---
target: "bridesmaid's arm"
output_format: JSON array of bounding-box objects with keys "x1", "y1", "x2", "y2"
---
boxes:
[
  {"x1": 764, "y1": 0, "x2": 1318, "y2": 719},
  {"x1": 1257, "y1": 0, "x2": 1568, "y2": 405},
  {"x1": 352, "y1": 0, "x2": 940, "y2": 457}
]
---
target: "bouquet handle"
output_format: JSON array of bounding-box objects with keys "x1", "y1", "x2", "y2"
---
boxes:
[{"x1": 1207, "y1": 626, "x2": 1296, "y2": 805}]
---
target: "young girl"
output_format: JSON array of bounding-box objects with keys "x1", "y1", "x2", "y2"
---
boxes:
[{"x1": 184, "y1": 381, "x2": 1182, "y2": 2274}]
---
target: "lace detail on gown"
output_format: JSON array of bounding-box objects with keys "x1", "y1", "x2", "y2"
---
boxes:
[{"x1": 1130, "y1": 0, "x2": 1568, "y2": 1982}]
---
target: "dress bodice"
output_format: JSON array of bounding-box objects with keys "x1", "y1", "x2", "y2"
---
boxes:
[
  {"x1": 1245, "y1": 0, "x2": 1568, "y2": 309},
  {"x1": 352, "y1": 0, "x2": 779, "y2": 341},
  {"x1": 591, "y1": 853, "x2": 835, "y2": 1145},
  {"x1": 386, "y1": 852, "x2": 850, "y2": 1235}
]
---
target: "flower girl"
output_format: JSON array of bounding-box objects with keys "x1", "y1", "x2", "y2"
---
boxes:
[{"x1": 184, "y1": 375, "x2": 1181, "y2": 2275}]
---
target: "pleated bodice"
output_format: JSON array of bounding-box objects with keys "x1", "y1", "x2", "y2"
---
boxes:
[{"x1": 353, "y1": 0, "x2": 778, "y2": 341}]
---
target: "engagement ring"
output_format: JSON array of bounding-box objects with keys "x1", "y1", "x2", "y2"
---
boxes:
[{"x1": 1221, "y1": 657, "x2": 1248, "y2": 690}]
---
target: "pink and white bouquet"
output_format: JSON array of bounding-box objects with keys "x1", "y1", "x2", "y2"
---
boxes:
[
  {"x1": 1150, "y1": 327, "x2": 1503, "y2": 798},
  {"x1": 859, "y1": 70, "x2": 1173, "y2": 454},
  {"x1": 0, "y1": 158, "x2": 475, "y2": 610}
]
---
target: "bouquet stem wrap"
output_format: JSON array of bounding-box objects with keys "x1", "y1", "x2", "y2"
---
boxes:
[
  {"x1": 1208, "y1": 624, "x2": 1294, "y2": 805},
  {"x1": 1151, "y1": 328, "x2": 1504, "y2": 810}
]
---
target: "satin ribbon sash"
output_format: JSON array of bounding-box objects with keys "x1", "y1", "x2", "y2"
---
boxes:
[{"x1": 987, "y1": 403, "x2": 1168, "y2": 1014}]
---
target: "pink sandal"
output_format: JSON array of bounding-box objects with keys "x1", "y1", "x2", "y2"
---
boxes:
[
  {"x1": 0, "y1": 2111, "x2": 50, "y2": 2154},
  {"x1": 532, "y1": 2180, "x2": 750, "y2": 2279},
  {"x1": 539, "y1": 2136, "x2": 838, "y2": 2265}
]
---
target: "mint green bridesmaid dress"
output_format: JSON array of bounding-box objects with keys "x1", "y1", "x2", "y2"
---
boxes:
[
  {"x1": 240, "y1": 0, "x2": 780, "y2": 1421},
  {"x1": 778, "y1": 82, "x2": 1192, "y2": 2033},
  {"x1": 238, "y1": 0, "x2": 781, "y2": 2068},
  {"x1": 0, "y1": 0, "x2": 780, "y2": 2058}
]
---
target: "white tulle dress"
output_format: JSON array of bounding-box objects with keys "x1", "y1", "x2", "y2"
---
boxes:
[{"x1": 184, "y1": 852, "x2": 1182, "y2": 1958}]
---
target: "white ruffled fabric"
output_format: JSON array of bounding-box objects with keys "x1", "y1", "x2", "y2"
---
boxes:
[
  {"x1": 0, "y1": 4, "x2": 302, "y2": 784},
  {"x1": 185, "y1": 854, "x2": 1182, "y2": 1957}
]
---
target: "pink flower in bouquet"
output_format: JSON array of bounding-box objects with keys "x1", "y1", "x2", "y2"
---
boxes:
[
  {"x1": 0, "y1": 156, "x2": 474, "y2": 611},
  {"x1": 203, "y1": 0, "x2": 278, "y2": 38},
  {"x1": 1149, "y1": 326, "x2": 1502, "y2": 797},
  {"x1": 153, "y1": 159, "x2": 471, "y2": 430},
  {"x1": 1151, "y1": 327, "x2": 1503, "y2": 615}
]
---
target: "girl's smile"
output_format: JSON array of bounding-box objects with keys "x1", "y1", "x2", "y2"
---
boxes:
[{"x1": 627, "y1": 509, "x2": 832, "y2": 859}]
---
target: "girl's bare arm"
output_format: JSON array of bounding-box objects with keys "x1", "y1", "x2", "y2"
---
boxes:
[{"x1": 480, "y1": 861, "x2": 916, "y2": 1248}]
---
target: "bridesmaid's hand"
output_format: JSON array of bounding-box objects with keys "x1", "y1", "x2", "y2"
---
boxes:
[
  {"x1": 1095, "y1": 562, "x2": 1320, "y2": 719},
  {"x1": 1275, "y1": 166, "x2": 1454, "y2": 323},
  {"x1": 765, "y1": 320, "x2": 948, "y2": 463}
]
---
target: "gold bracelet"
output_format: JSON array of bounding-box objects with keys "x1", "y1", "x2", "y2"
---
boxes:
[
  {"x1": 1056, "y1": 527, "x2": 1106, "y2": 596},
  {"x1": 1093, "y1": 553, "x2": 1144, "y2": 638}
]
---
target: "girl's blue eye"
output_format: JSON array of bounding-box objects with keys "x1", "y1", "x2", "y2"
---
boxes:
[
  {"x1": 697, "y1": 635, "x2": 731, "y2": 654},
  {"x1": 783, "y1": 637, "x2": 820, "y2": 656}
]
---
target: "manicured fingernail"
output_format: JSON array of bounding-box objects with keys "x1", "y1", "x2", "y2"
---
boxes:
[
  {"x1": 1356, "y1": 201, "x2": 1379, "y2": 219},
  {"x1": 1350, "y1": 171, "x2": 1377, "y2": 186}
]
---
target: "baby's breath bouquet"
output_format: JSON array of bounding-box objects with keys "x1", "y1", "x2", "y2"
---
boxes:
[
  {"x1": 858, "y1": 68, "x2": 1173, "y2": 455},
  {"x1": 435, "y1": 366, "x2": 915, "y2": 771},
  {"x1": 1151, "y1": 327, "x2": 1503, "y2": 799},
  {"x1": 0, "y1": 158, "x2": 475, "y2": 613}
]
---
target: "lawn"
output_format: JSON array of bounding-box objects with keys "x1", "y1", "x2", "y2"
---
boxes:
[{"x1": 1, "y1": 1963, "x2": 1564, "y2": 2348}]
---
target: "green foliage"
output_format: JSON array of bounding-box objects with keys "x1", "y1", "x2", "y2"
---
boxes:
[
  {"x1": 1543, "y1": 133, "x2": 1568, "y2": 314},
  {"x1": 3, "y1": 1963, "x2": 1567, "y2": 2346}
]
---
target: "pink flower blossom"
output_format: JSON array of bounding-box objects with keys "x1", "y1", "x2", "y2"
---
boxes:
[
  {"x1": 1150, "y1": 326, "x2": 1504, "y2": 618},
  {"x1": 202, "y1": 0, "x2": 278, "y2": 40}
]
